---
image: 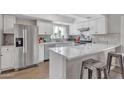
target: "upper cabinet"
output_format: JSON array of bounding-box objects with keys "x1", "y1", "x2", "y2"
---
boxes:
[
  {"x1": 69, "y1": 17, "x2": 107, "y2": 35},
  {"x1": 3, "y1": 15, "x2": 16, "y2": 34},
  {"x1": 37, "y1": 20, "x2": 53, "y2": 35},
  {"x1": 108, "y1": 15, "x2": 121, "y2": 34},
  {"x1": 89, "y1": 17, "x2": 107, "y2": 34},
  {"x1": 89, "y1": 20, "x2": 97, "y2": 34},
  {"x1": 96, "y1": 17, "x2": 106, "y2": 34}
]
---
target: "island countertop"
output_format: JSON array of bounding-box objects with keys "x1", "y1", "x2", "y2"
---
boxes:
[{"x1": 49, "y1": 43, "x2": 120, "y2": 60}]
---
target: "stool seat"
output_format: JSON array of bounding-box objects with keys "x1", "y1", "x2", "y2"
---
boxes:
[
  {"x1": 82, "y1": 59, "x2": 100, "y2": 70},
  {"x1": 87, "y1": 62, "x2": 106, "y2": 69},
  {"x1": 80, "y1": 58, "x2": 108, "y2": 79},
  {"x1": 83, "y1": 58, "x2": 99, "y2": 65}
]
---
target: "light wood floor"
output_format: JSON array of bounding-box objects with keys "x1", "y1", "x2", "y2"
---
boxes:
[
  {"x1": 0, "y1": 61, "x2": 123, "y2": 79},
  {"x1": 0, "y1": 62, "x2": 49, "y2": 79}
]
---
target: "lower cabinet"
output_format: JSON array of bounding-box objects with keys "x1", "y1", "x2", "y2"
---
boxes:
[
  {"x1": 0, "y1": 46, "x2": 15, "y2": 71},
  {"x1": 38, "y1": 42, "x2": 74, "y2": 62},
  {"x1": 44, "y1": 44, "x2": 56, "y2": 60},
  {"x1": 38, "y1": 45, "x2": 44, "y2": 63}
]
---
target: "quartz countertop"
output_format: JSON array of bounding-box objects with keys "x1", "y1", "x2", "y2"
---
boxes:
[
  {"x1": 38, "y1": 41, "x2": 74, "y2": 45},
  {"x1": 49, "y1": 43, "x2": 120, "y2": 60}
]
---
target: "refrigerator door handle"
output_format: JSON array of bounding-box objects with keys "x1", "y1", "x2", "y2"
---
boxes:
[
  {"x1": 23, "y1": 29, "x2": 25, "y2": 53},
  {"x1": 23, "y1": 28, "x2": 27, "y2": 53}
]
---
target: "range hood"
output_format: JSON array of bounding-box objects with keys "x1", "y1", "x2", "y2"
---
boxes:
[{"x1": 78, "y1": 27, "x2": 90, "y2": 32}]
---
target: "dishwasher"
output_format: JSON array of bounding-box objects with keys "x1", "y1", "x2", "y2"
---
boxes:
[{"x1": 44, "y1": 44, "x2": 56, "y2": 60}]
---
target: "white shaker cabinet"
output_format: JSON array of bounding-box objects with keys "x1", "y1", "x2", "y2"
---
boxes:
[
  {"x1": 108, "y1": 15, "x2": 121, "y2": 34},
  {"x1": 37, "y1": 20, "x2": 53, "y2": 35},
  {"x1": 69, "y1": 17, "x2": 106, "y2": 35},
  {"x1": 89, "y1": 20, "x2": 97, "y2": 34},
  {"x1": 1, "y1": 46, "x2": 15, "y2": 71},
  {"x1": 96, "y1": 17, "x2": 106, "y2": 34},
  {"x1": 38, "y1": 45, "x2": 44, "y2": 63},
  {"x1": 89, "y1": 17, "x2": 106, "y2": 34},
  {"x1": 3, "y1": 15, "x2": 16, "y2": 34}
]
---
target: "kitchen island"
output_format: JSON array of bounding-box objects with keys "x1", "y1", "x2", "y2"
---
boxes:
[{"x1": 49, "y1": 43, "x2": 120, "y2": 79}]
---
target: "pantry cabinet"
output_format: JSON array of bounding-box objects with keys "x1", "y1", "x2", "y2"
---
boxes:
[
  {"x1": 37, "y1": 20, "x2": 53, "y2": 35},
  {"x1": 0, "y1": 46, "x2": 15, "y2": 71},
  {"x1": 3, "y1": 15, "x2": 16, "y2": 34}
]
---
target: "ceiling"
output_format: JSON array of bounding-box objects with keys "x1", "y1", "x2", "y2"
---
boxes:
[
  {"x1": 14, "y1": 14, "x2": 104, "y2": 24},
  {"x1": 61, "y1": 14, "x2": 104, "y2": 20},
  {"x1": 73, "y1": 14, "x2": 104, "y2": 19},
  {"x1": 60, "y1": 14, "x2": 104, "y2": 23}
]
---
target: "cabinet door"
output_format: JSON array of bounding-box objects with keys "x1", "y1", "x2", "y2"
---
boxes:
[
  {"x1": 45, "y1": 22, "x2": 53, "y2": 34},
  {"x1": 37, "y1": 20, "x2": 53, "y2": 35},
  {"x1": 89, "y1": 20, "x2": 97, "y2": 34},
  {"x1": 44, "y1": 44, "x2": 56, "y2": 60},
  {"x1": 38, "y1": 45, "x2": 44, "y2": 62},
  {"x1": 37, "y1": 21, "x2": 45, "y2": 34},
  {"x1": 1, "y1": 47, "x2": 14, "y2": 70},
  {"x1": 96, "y1": 18, "x2": 106, "y2": 34},
  {"x1": 4, "y1": 15, "x2": 16, "y2": 33}
]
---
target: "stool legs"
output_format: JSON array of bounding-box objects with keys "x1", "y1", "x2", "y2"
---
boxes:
[
  {"x1": 107, "y1": 53, "x2": 124, "y2": 79},
  {"x1": 96, "y1": 69, "x2": 101, "y2": 79},
  {"x1": 80, "y1": 62, "x2": 84, "y2": 79},
  {"x1": 103, "y1": 68, "x2": 108, "y2": 79},
  {"x1": 107, "y1": 54, "x2": 112, "y2": 74},
  {"x1": 119, "y1": 56, "x2": 124, "y2": 79},
  {"x1": 88, "y1": 69, "x2": 93, "y2": 79}
]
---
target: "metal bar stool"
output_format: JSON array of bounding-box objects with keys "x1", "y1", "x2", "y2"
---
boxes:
[
  {"x1": 107, "y1": 52, "x2": 124, "y2": 79},
  {"x1": 80, "y1": 59, "x2": 98, "y2": 79},
  {"x1": 80, "y1": 58, "x2": 108, "y2": 79}
]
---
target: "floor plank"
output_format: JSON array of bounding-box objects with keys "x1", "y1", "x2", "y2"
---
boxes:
[
  {"x1": 0, "y1": 62, "x2": 123, "y2": 79},
  {"x1": 0, "y1": 62, "x2": 49, "y2": 79}
]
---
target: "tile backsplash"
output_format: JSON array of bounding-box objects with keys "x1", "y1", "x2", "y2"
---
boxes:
[
  {"x1": 38, "y1": 35, "x2": 51, "y2": 42},
  {"x1": 92, "y1": 33, "x2": 120, "y2": 44}
]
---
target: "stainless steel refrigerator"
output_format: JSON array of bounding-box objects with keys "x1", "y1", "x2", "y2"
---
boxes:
[{"x1": 14, "y1": 24, "x2": 38, "y2": 69}]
